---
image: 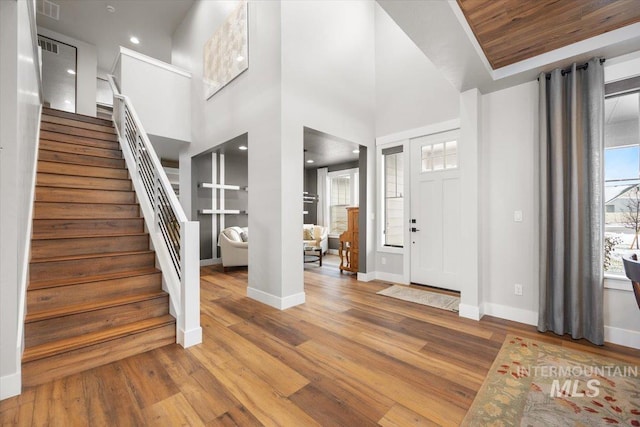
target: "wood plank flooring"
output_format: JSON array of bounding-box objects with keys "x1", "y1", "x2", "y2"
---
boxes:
[{"x1": 2, "y1": 265, "x2": 639, "y2": 426}]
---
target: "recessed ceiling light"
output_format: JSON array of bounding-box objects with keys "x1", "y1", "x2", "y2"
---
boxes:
[
  {"x1": 236, "y1": 55, "x2": 245, "y2": 62},
  {"x1": 64, "y1": 100, "x2": 71, "y2": 104},
  {"x1": 130, "y1": 36, "x2": 140, "y2": 45},
  {"x1": 306, "y1": 159, "x2": 314, "y2": 164},
  {"x1": 67, "y1": 69, "x2": 76, "y2": 75},
  {"x1": 238, "y1": 145, "x2": 248, "y2": 151},
  {"x1": 106, "y1": 5, "x2": 115, "y2": 13},
  {"x1": 352, "y1": 149, "x2": 360, "y2": 154}
]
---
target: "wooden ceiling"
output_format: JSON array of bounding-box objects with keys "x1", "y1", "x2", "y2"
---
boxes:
[{"x1": 457, "y1": 0, "x2": 640, "y2": 69}]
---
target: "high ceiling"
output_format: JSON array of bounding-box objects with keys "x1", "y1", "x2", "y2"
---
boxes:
[
  {"x1": 36, "y1": 0, "x2": 194, "y2": 72},
  {"x1": 456, "y1": 0, "x2": 640, "y2": 70}
]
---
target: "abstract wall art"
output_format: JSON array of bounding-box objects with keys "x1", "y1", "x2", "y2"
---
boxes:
[{"x1": 203, "y1": 1, "x2": 248, "y2": 100}]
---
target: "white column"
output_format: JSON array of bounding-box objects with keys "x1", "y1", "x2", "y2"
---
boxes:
[{"x1": 458, "y1": 88, "x2": 483, "y2": 320}]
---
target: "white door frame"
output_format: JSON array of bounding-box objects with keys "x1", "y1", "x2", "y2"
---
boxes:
[{"x1": 375, "y1": 119, "x2": 460, "y2": 286}]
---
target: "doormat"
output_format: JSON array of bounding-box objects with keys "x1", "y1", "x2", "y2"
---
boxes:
[
  {"x1": 376, "y1": 285, "x2": 459, "y2": 312},
  {"x1": 461, "y1": 335, "x2": 640, "y2": 426}
]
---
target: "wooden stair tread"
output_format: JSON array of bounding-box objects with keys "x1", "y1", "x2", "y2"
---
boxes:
[
  {"x1": 25, "y1": 291, "x2": 168, "y2": 323},
  {"x1": 42, "y1": 107, "x2": 113, "y2": 127},
  {"x1": 36, "y1": 194, "x2": 140, "y2": 207},
  {"x1": 36, "y1": 153, "x2": 126, "y2": 169},
  {"x1": 41, "y1": 114, "x2": 116, "y2": 134},
  {"x1": 31, "y1": 232, "x2": 147, "y2": 241},
  {"x1": 39, "y1": 130, "x2": 120, "y2": 150},
  {"x1": 39, "y1": 139, "x2": 122, "y2": 159},
  {"x1": 33, "y1": 201, "x2": 141, "y2": 220},
  {"x1": 40, "y1": 122, "x2": 117, "y2": 142},
  {"x1": 30, "y1": 249, "x2": 154, "y2": 264},
  {"x1": 22, "y1": 314, "x2": 175, "y2": 363},
  {"x1": 27, "y1": 267, "x2": 160, "y2": 290},
  {"x1": 39, "y1": 149, "x2": 125, "y2": 169},
  {"x1": 37, "y1": 161, "x2": 129, "y2": 180}
]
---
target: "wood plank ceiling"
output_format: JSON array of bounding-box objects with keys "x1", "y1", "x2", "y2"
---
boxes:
[{"x1": 457, "y1": 0, "x2": 640, "y2": 69}]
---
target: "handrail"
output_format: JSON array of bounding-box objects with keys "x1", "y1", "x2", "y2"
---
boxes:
[{"x1": 106, "y1": 74, "x2": 201, "y2": 348}]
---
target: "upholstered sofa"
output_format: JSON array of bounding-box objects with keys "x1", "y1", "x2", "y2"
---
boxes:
[
  {"x1": 218, "y1": 226, "x2": 248, "y2": 269},
  {"x1": 303, "y1": 224, "x2": 328, "y2": 254}
]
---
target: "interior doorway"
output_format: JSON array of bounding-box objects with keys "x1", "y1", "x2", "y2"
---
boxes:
[
  {"x1": 410, "y1": 129, "x2": 461, "y2": 291},
  {"x1": 38, "y1": 34, "x2": 77, "y2": 112},
  {"x1": 303, "y1": 127, "x2": 366, "y2": 273},
  {"x1": 192, "y1": 134, "x2": 248, "y2": 265}
]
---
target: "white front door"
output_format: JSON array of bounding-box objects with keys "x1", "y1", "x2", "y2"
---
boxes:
[{"x1": 410, "y1": 130, "x2": 461, "y2": 291}]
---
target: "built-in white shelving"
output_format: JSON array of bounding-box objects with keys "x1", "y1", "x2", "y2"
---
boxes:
[
  {"x1": 198, "y1": 182, "x2": 248, "y2": 191},
  {"x1": 199, "y1": 209, "x2": 247, "y2": 215}
]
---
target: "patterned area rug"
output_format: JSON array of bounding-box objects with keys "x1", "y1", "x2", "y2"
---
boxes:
[
  {"x1": 462, "y1": 335, "x2": 640, "y2": 426},
  {"x1": 376, "y1": 285, "x2": 459, "y2": 312}
]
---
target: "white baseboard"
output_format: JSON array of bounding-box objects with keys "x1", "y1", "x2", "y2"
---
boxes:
[
  {"x1": 327, "y1": 249, "x2": 339, "y2": 255},
  {"x1": 605, "y1": 325, "x2": 640, "y2": 349},
  {"x1": 177, "y1": 326, "x2": 203, "y2": 348},
  {"x1": 199, "y1": 258, "x2": 220, "y2": 266},
  {"x1": 0, "y1": 371, "x2": 21, "y2": 400},
  {"x1": 357, "y1": 272, "x2": 375, "y2": 282},
  {"x1": 483, "y1": 302, "x2": 538, "y2": 326},
  {"x1": 247, "y1": 287, "x2": 305, "y2": 310},
  {"x1": 458, "y1": 303, "x2": 482, "y2": 321},
  {"x1": 375, "y1": 271, "x2": 408, "y2": 285},
  {"x1": 479, "y1": 303, "x2": 640, "y2": 350}
]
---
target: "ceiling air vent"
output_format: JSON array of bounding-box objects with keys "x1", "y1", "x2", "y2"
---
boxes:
[
  {"x1": 36, "y1": 0, "x2": 60, "y2": 20},
  {"x1": 37, "y1": 36, "x2": 58, "y2": 54}
]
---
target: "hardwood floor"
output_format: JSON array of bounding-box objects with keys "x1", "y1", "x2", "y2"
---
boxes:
[{"x1": 2, "y1": 266, "x2": 639, "y2": 426}]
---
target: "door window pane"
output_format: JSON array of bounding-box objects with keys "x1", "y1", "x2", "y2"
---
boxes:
[{"x1": 421, "y1": 140, "x2": 458, "y2": 172}]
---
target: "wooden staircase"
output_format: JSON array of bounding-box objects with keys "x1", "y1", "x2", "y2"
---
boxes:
[{"x1": 22, "y1": 108, "x2": 176, "y2": 387}]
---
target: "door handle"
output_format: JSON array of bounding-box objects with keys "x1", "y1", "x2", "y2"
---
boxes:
[{"x1": 411, "y1": 227, "x2": 419, "y2": 232}]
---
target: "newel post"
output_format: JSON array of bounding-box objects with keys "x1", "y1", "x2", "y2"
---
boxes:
[{"x1": 178, "y1": 221, "x2": 202, "y2": 348}]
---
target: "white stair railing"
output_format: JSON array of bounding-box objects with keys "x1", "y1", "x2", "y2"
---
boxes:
[{"x1": 107, "y1": 74, "x2": 201, "y2": 348}]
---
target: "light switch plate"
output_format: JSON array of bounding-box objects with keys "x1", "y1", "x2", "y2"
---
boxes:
[{"x1": 514, "y1": 210, "x2": 523, "y2": 222}]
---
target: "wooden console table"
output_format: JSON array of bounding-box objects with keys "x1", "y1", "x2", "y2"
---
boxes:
[{"x1": 339, "y1": 207, "x2": 359, "y2": 273}]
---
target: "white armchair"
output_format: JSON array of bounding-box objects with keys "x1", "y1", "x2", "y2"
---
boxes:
[
  {"x1": 303, "y1": 224, "x2": 328, "y2": 254},
  {"x1": 218, "y1": 226, "x2": 248, "y2": 270}
]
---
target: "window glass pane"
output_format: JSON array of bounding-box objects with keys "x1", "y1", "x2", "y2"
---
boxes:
[
  {"x1": 432, "y1": 143, "x2": 444, "y2": 157},
  {"x1": 421, "y1": 145, "x2": 431, "y2": 172},
  {"x1": 604, "y1": 90, "x2": 640, "y2": 276},
  {"x1": 432, "y1": 155, "x2": 444, "y2": 171},
  {"x1": 384, "y1": 150, "x2": 403, "y2": 247},
  {"x1": 445, "y1": 140, "x2": 457, "y2": 155},
  {"x1": 329, "y1": 175, "x2": 350, "y2": 234},
  {"x1": 446, "y1": 154, "x2": 457, "y2": 169}
]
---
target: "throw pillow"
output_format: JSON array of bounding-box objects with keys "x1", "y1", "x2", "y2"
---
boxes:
[
  {"x1": 240, "y1": 231, "x2": 248, "y2": 242},
  {"x1": 303, "y1": 228, "x2": 314, "y2": 240}
]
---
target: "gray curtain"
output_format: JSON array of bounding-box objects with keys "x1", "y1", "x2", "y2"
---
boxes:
[{"x1": 538, "y1": 58, "x2": 605, "y2": 345}]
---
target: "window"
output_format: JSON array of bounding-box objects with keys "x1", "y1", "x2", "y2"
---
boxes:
[
  {"x1": 422, "y1": 140, "x2": 457, "y2": 172},
  {"x1": 328, "y1": 169, "x2": 358, "y2": 235},
  {"x1": 383, "y1": 146, "x2": 403, "y2": 247},
  {"x1": 604, "y1": 89, "x2": 640, "y2": 276}
]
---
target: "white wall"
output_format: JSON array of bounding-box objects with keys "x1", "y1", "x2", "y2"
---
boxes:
[
  {"x1": 375, "y1": 4, "x2": 460, "y2": 138},
  {"x1": 480, "y1": 81, "x2": 539, "y2": 324},
  {"x1": 281, "y1": 0, "x2": 376, "y2": 283},
  {"x1": 37, "y1": 27, "x2": 96, "y2": 117},
  {"x1": 480, "y1": 68, "x2": 640, "y2": 348},
  {"x1": 172, "y1": 0, "x2": 290, "y2": 305},
  {"x1": 117, "y1": 49, "x2": 191, "y2": 143},
  {"x1": 373, "y1": 4, "x2": 460, "y2": 279},
  {"x1": 0, "y1": 0, "x2": 41, "y2": 400}
]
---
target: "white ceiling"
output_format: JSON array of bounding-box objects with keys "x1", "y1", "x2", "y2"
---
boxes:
[
  {"x1": 36, "y1": 0, "x2": 194, "y2": 72},
  {"x1": 304, "y1": 128, "x2": 361, "y2": 169}
]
